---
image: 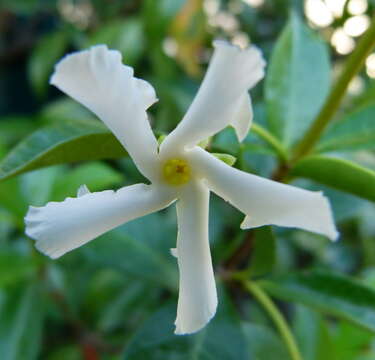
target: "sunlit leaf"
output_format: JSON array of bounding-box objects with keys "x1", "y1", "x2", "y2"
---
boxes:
[{"x1": 265, "y1": 12, "x2": 330, "y2": 147}]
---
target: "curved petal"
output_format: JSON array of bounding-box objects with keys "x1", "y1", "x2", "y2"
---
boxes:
[
  {"x1": 230, "y1": 93, "x2": 253, "y2": 142},
  {"x1": 50, "y1": 45, "x2": 159, "y2": 181},
  {"x1": 189, "y1": 148, "x2": 338, "y2": 240},
  {"x1": 174, "y1": 181, "x2": 217, "y2": 335},
  {"x1": 161, "y1": 40, "x2": 265, "y2": 154},
  {"x1": 25, "y1": 184, "x2": 175, "y2": 259}
]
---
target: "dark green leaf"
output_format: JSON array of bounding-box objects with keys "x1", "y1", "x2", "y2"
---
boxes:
[
  {"x1": 265, "y1": 13, "x2": 330, "y2": 147},
  {"x1": 249, "y1": 226, "x2": 276, "y2": 278},
  {"x1": 123, "y1": 301, "x2": 251, "y2": 360},
  {"x1": 0, "y1": 284, "x2": 44, "y2": 360},
  {"x1": 84, "y1": 210, "x2": 178, "y2": 289},
  {"x1": 261, "y1": 270, "x2": 375, "y2": 332},
  {"x1": 293, "y1": 305, "x2": 335, "y2": 360},
  {"x1": 28, "y1": 31, "x2": 68, "y2": 96},
  {"x1": 291, "y1": 155, "x2": 375, "y2": 202},
  {"x1": 0, "y1": 120, "x2": 127, "y2": 182},
  {"x1": 317, "y1": 104, "x2": 375, "y2": 153},
  {"x1": 242, "y1": 323, "x2": 289, "y2": 360}
]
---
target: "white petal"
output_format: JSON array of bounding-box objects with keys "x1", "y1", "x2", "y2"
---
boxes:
[
  {"x1": 189, "y1": 148, "x2": 338, "y2": 240},
  {"x1": 50, "y1": 45, "x2": 159, "y2": 181},
  {"x1": 161, "y1": 40, "x2": 265, "y2": 154},
  {"x1": 77, "y1": 184, "x2": 90, "y2": 197},
  {"x1": 231, "y1": 93, "x2": 253, "y2": 142},
  {"x1": 25, "y1": 184, "x2": 175, "y2": 259},
  {"x1": 174, "y1": 181, "x2": 217, "y2": 335},
  {"x1": 170, "y1": 248, "x2": 178, "y2": 258}
]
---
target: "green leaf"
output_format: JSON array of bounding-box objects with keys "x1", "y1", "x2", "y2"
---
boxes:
[
  {"x1": 317, "y1": 104, "x2": 375, "y2": 153},
  {"x1": 291, "y1": 155, "x2": 375, "y2": 202},
  {"x1": 51, "y1": 162, "x2": 124, "y2": 201},
  {"x1": 261, "y1": 270, "x2": 375, "y2": 333},
  {"x1": 242, "y1": 323, "x2": 289, "y2": 360},
  {"x1": 0, "y1": 116, "x2": 37, "y2": 147},
  {"x1": 0, "y1": 120, "x2": 127, "y2": 182},
  {"x1": 333, "y1": 321, "x2": 374, "y2": 360},
  {"x1": 249, "y1": 226, "x2": 276, "y2": 278},
  {"x1": 0, "y1": 179, "x2": 28, "y2": 219},
  {"x1": 28, "y1": 31, "x2": 68, "y2": 96},
  {"x1": 0, "y1": 251, "x2": 36, "y2": 287},
  {"x1": 84, "y1": 210, "x2": 178, "y2": 289},
  {"x1": 293, "y1": 305, "x2": 335, "y2": 360},
  {"x1": 123, "y1": 301, "x2": 251, "y2": 359},
  {"x1": 265, "y1": 12, "x2": 330, "y2": 147},
  {"x1": 86, "y1": 18, "x2": 144, "y2": 65},
  {"x1": 0, "y1": 284, "x2": 44, "y2": 360}
]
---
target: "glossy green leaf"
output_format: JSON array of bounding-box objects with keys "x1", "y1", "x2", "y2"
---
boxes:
[
  {"x1": 265, "y1": 13, "x2": 330, "y2": 147},
  {"x1": 317, "y1": 104, "x2": 375, "y2": 153},
  {"x1": 249, "y1": 226, "x2": 276, "y2": 278},
  {"x1": 0, "y1": 120, "x2": 127, "y2": 182},
  {"x1": 28, "y1": 31, "x2": 68, "y2": 96},
  {"x1": 261, "y1": 270, "x2": 375, "y2": 332},
  {"x1": 0, "y1": 284, "x2": 44, "y2": 360},
  {"x1": 291, "y1": 155, "x2": 375, "y2": 202}
]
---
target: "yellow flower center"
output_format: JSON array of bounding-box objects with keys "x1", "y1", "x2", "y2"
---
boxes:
[{"x1": 162, "y1": 158, "x2": 191, "y2": 186}]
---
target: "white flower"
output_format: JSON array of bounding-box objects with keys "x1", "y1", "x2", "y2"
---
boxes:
[{"x1": 24, "y1": 41, "x2": 338, "y2": 335}]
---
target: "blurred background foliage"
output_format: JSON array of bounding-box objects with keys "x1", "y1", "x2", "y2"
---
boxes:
[{"x1": 0, "y1": 0, "x2": 375, "y2": 359}]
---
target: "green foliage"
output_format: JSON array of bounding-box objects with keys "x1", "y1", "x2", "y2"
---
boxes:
[
  {"x1": 291, "y1": 155, "x2": 375, "y2": 202},
  {"x1": 28, "y1": 31, "x2": 68, "y2": 97},
  {"x1": 123, "y1": 300, "x2": 251, "y2": 360},
  {"x1": 261, "y1": 271, "x2": 375, "y2": 332},
  {"x1": 0, "y1": 284, "x2": 44, "y2": 360},
  {"x1": 1, "y1": 0, "x2": 375, "y2": 358},
  {"x1": 248, "y1": 226, "x2": 276, "y2": 277},
  {"x1": 86, "y1": 18, "x2": 145, "y2": 66},
  {"x1": 265, "y1": 12, "x2": 330, "y2": 147},
  {"x1": 0, "y1": 120, "x2": 127, "y2": 181},
  {"x1": 317, "y1": 104, "x2": 375, "y2": 153},
  {"x1": 292, "y1": 306, "x2": 335, "y2": 360}
]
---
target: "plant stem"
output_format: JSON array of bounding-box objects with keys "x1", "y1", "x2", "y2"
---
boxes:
[
  {"x1": 251, "y1": 123, "x2": 289, "y2": 162},
  {"x1": 243, "y1": 280, "x2": 302, "y2": 360},
  {"x1": 294, "y1": 14, "x2": 375, "y2": 160}
]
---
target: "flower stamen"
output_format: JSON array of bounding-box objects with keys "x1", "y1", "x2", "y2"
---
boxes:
[{"x1": 163, "y1": 158, "x2": 191, "y2": 186}]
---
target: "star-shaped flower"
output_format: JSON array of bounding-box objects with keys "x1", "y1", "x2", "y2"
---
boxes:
[{"x1": 25, "y1": 41, "x2": 338, "y2": 335}]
